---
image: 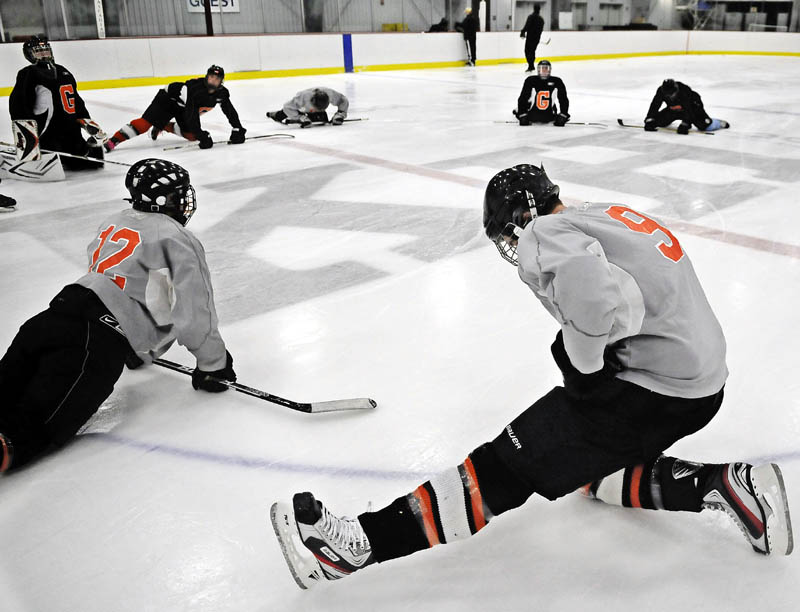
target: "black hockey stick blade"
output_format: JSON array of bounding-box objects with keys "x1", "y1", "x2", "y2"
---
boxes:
[
  {"x1": 616, "y1": 118, "x2": 714, "y2": 135},
  {"x1": 492, "y1": 121, "x2": 606, "y2": 127},
  {"x1": 153, "y1": 358, "x2": 377, "y2": 413},
  {"x1": 162, "y1": 133, "x2": 296, "y2": 151},
  {"x1": 300, "y1": 117, "x2": 368, "y2": 128},
  {"x1": 0, "y1": 140, "x2": 131, "y2": 166}
]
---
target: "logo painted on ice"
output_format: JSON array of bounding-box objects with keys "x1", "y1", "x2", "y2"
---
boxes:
[{"x1": 506, "y1": 425, "x2": 522, "y2": 450}]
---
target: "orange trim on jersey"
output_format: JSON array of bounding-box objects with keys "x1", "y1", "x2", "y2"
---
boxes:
[
  {"x1": 463, "y1": 456, "x2": 487, "y2": 531},
  {"x1": 629, "y1": 465, "x2": 643, "y2": 508},
  {"x1": 411, "y1": 486, "x2": 441, "y2": 547},
  {"x1": 0, "y1": 436, "x2": 12, "y2": 472}
]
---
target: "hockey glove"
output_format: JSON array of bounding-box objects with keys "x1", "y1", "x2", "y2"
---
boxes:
[
  {"x1": 643, "y1": 118, "x2": 657, "y2": 132},
  {"x1": 677, "y1": 121, "x2": 691, "y2": 135},
  {"x1": 553, "y1": 113, "x2": 569, "y2": 127},
  {"x1": 192, "y1": 351, "x2": 237, "y2": 393},
  {"x1": 299, "y1": 116, "x2": 313, "y2": 129},
  {"x1": 330, "y1": 112, "x2": 345, "y2": 126},
  {"x1": 518, "y1": 113, "x2": 532, "y2": 126},
  {"x1": 228, "y1": 127, "x2": 246, "y2": 144},
  {"x1": 198, "y1": 131, "x2": 214, "y2": 149},
  {"x1": 550, "y1": 330, "x2": 624, "y2": 403},
  {"x1": 78, "y1": 118, "x2": 109, "y2": 147}
]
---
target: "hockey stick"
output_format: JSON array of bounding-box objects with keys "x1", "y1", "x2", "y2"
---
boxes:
[
  {"x1": 298, "y1": 118, "x2": 368, "y2": 129},
  {"x1": 616, "y1": 118, "x2": 714, "y2": 136},
  {"x1": 493, "y1": 120, "x2": 606, "y2": 127},
  {"x1": 161, "y1": 133, "x2": 296, "y2": 151},
  {"x1": 0, "y1": 141, "x2": 132, "y2": 166},
  {"x1": 153, "y1": 358, "x2": 377, "y2": 414}
]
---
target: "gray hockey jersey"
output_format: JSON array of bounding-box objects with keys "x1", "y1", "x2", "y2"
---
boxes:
[
  {"x1": 282, "y1": 87, "x2": 349, "y2": 121},
  {"x1": 75, "y1": 208, "x2": 227, "y2": 371},
  {"x1": 516, "y1": 203, "x2": 727, "y2": 399}
]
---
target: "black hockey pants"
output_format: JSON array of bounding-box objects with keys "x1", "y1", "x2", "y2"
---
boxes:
[{"x1": 0, "y1": 285, "x2": 129, "y2": 470}]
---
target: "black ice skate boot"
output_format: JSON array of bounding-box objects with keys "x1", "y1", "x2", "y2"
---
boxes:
[
  {"x1": 702, "y1": 462, "x2": 793, "y2": 555},
  {"x1": 271, "y1": 492, "x2": 375, "y2": 589}
]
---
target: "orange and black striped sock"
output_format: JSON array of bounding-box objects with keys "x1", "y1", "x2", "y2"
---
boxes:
[{"x1": 109, "y1": 118, "x2": 152, "y2": 145}]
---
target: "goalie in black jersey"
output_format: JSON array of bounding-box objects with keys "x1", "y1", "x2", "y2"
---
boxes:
[
  {"x1": 9, "y1": 35, "x2": 107, "y2": 170},
  {"x1": 104, "y1": 65, "x2": 246, "y2": 151},
  {"x1": 514, "y1": 60, "x2": 570, "y2": 126}
]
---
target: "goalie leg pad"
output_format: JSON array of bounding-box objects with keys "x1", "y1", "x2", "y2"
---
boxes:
[{"x1": 12, "y1": 120, "x2": 41, "y2": 161}]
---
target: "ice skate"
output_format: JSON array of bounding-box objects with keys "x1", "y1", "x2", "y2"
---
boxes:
[
  {"x1": 271, "y1": 492, "x2": 374, "y2": 590},
  {"x1": 703, "y1": 462, "x2": 793, "y2": 555},
  {"x1": 0, "y1": 193, "x2": 17, "y2": 213},
  {"x1": 266, "y1": 111, "x2": 282, "y2": 124}
]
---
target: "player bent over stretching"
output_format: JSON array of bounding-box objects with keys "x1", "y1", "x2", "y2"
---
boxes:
[
  {"x1": 0, "y1": 159, "x2": 236, "y2": 473},
  {"x1": 271, "y1": 164, "x2": 792, "y2": 590},
  {"x1": 105, "y1": 65, "x2": 246, "y2": 152}
]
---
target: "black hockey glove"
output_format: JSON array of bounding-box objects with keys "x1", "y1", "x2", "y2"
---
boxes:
[
  {"x1": 518, "y1": 112, "x2": 532, "y2": 126},
  {"x1": 553, "y1": 113, "x2": 569, "y2": 127},
  {"x1": 125, "y1": 352, "x2": 144, "y2": 370},
  {"x1": 299, "y1": 116, "x2": 313, "y2": 128},
  {"x1": 677, "y1": 121, "x2": 690, "y2": 135},
  {"x1": 228, "y1": 127, "x2": 246, "y2": 144},
  {"x1": 550, "y1": 330, "x2": 623, "y2": 403},
  {"x1": 644, "y1": 118, "x2": 657, "y2": 132},
  {"x1": 330, "y1": 112, "x2": 345, "y2": 126},
  {"x1": 192, "y1": 351, "x2": 237, "y2": 393},
  {"x1": 198, "y1": 131, "x2": 214, "y2": 149}
]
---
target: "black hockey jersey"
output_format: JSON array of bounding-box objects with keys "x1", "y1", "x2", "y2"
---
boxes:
[
  {"x1": 517, "y1": 75, "x2": 569, "y2": 121},
  {"x1": 9, "y1": 63, "x2": 89, "y2": 137},
  {"x1": 645, "y1": 81, "x2": 710, "y2": 125},
  {"x1": 162, "y1": 78, "x2": 243, "y2": 135}
]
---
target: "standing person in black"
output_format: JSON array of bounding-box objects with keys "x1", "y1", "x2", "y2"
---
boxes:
[
  {"x1": 520, "y1": 6, "x2": 545, "y2": 72},
  {"x1": 104, "y1": 65, "x2": 246, "y2": 151},
  {"x1": 9, "y1": 35, "x2": 107, "y2": 170},
  {"x1": 455, "y1": 7, "x2": 479, "y2": 66}
]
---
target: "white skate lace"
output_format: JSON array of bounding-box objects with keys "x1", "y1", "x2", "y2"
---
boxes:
[{"x1": 319, "y1": 504, "x2": 370, "y2": 554}]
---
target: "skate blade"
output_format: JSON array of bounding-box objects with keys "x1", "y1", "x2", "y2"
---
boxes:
[
  {"x1": 270, "y1": 502, "x2": 324, "y2": 589},
  {"x1": 754, "y1": 464, "x2": 794, "y2": 555}
]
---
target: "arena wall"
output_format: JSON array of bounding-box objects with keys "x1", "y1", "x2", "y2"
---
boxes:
[{"x1": 1, "y1": 31, "x2": 798, "y2": 95}]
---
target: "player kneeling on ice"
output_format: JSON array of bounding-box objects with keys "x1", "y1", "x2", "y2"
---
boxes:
[
  {"x1": 105, "y1": 65, "x2": 246, "y2": 152},
  {"x1": 645, "y1": 78, "x2": 730, "y2": 134},
  {"x1": 513, "y1": 60, "x2": 570, "y2": 127},
  {"x1": 0, "y1": 159, "x2": 236, "y2": 474},
  {"x1": 266, "y1": 87, "x2": 348, "y2": 128},
  {"x1": 9, "y1": 35, "x2": 107, "y2": 170},
  {"x1": 271, "y1": 164, "x2": 793, "y2": 590}
]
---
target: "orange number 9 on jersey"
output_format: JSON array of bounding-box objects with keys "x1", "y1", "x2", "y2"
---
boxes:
[{"x1": 604, "y1": 205, "x2": 684, "y2": 263}]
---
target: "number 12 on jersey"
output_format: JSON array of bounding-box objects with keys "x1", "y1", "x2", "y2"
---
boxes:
[
  {"x1": 89, "y1": 224, "x2": 142, "y2": 289},
  {"x1": 604, "y1": 205, "x2": 684, "y2": 263}
]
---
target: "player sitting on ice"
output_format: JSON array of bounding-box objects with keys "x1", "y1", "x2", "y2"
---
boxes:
[
  {"x1": 0, "y1": 158, "x2": 236, "y2": 474},
  {"x1": 9, "y1": 35, "x2": 107, "y2": 170},
  {"x1": 104, "y1": 65, "x2": 246, "y2": 151},
  {"x1": 271, "y1": 164, "x2": 792, "y2": 590},
  {"x1": 513, "y1": 60, "x2": 570, "y2": 127},
  {"x1": 644, "y1": 79, "x2": 730, "y2": 134},
  {"x1": 266, "y1": 87, "x2": 349, "y2": 127}
]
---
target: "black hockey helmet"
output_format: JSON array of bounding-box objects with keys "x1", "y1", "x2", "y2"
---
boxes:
[
  {"x1": 206, "y1": 65, "x2": 225, "y2": 91},
  {"x1": 483, "y1": 164, "x2": 560, "y2": 265},
  {"x1": 125, "y1": 158, "x2": 196, "y2": 226},
  {"x1": 310, "y1": 89, "x2": 330, "y2": 111},
  {"x1": 23, "y1": 34, "x2": 54, "y2": 66},
  {"x1": 662, "y1": 78, "x2": 679, "y2": 102},
  {"x1": 536, "y1": 60, "x2": 551, "y2": 78}
]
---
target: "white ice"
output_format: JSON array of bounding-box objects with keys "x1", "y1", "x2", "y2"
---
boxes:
[{"x1": 1, "y1": 55, "x2": 799, "y2": 612}]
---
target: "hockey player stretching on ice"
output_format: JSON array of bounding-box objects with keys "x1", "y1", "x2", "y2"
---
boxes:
[
  {"x1": 267, "y1": 87, "x2": 349, "y2": 127},
  {"x1": 514, "y1": 60, "x2": 570, "y2": 127},
  {"x1": 645, "y1": 79, "x2": 730, "y2": 134},
  {"x1": 9, "y1": 35, "x2": 107, "y2": 170},
  {"x1": 271, "y1": 164, "x2": 792, "y2": 590},
  {"x1": 0, "y1": 159, "x2": 236, "y2": 473},
  {"x1": 105, "y1": 66, "x2": 246, "y2": 151}
]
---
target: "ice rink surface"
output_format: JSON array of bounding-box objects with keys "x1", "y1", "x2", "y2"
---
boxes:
[{"x1": 1, "y1": 54, "x2": 799, "y2": 611}]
